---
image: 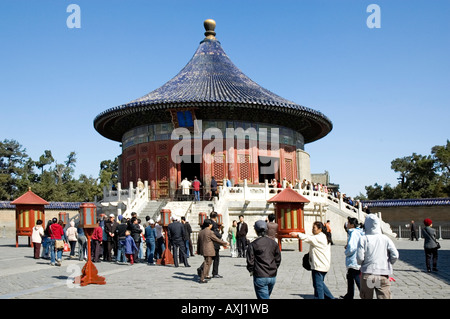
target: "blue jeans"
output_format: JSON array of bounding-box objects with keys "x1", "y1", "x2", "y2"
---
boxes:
[
  {"x1": 146, "y1": 240, "x2": 156, "y2": 264},
  {"x1": 185, "y1": 240, "x2": 190, "y2": 258},
  {"x1": 139, "y1": 238, "x2": 144, "y2": 259},
  {"x1": 42, "y1": 237, "x2": 50, "y2": 258},
  {"x1": 253, "y1": 276, "x2": 276, "y2": 299},
  {"x1": 194, "y1": 190, "x2": 200, "y2": 201},
  {"x1": 77, "y1": 235, "x2": 87, "y2": 261},
  {"x1": 50, "y1": 239, "x2": 63, "y2": 264},
  {"x1": 312, "y1": 270, "x2": 334, "y2": 299},
  {"x1": 156, "y1": 237, "x2": 165, "y2": 259},
  {"x1": 116, "y1": 239, "x2": 126, "y2": 262}
]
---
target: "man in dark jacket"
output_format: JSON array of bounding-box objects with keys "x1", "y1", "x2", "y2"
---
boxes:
[
  {"x1": 181, "y1": 216, "x2": 194, "y2": 257},
  {"x1": 104, "y1": 214, "x2": 119, "y2": 262},
  {"x1": 116, "y1": 218, "x2": 128, "y2": 263},
  {"x1": 247, "y1": 220, "x2": 281, "y2": 299},
  {"x1": 130, "y1": 217, "x2": 142, "y2": 262},
  {"x1": 410, "y1": 220, "x2": 418, "y2": 241},
  {"x1": 210, "y1": 212, "x2": 223, "y2": 278},
  {"x1": 237, "y1": 215, "x2": 248, "y2": 258},
  {"x1": 167, "y1": 214, "x2": 190, "y2": 267},
  {"x1": 210, "y1": 176, "x2": 218, "y2": 200}
]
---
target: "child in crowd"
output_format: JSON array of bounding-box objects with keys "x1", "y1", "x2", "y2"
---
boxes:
[
  {"x1": 32, "y1": 219, "x2": 44, "y2": 259},
  {"x1": 125, "y1": 230, "x2": 138, "y2": 265}
]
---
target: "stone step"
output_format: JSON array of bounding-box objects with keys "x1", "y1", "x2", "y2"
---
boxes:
[{"x1": 138, "y1": 200, "x2": 167, "y2": 221}]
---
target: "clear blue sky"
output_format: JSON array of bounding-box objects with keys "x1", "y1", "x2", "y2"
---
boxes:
[{"x1": 1, "y1": 0, "x2": 449, "y2": 198}]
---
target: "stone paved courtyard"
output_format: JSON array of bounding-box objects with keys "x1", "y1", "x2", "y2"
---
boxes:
[{"x1": 1, "y1": 237, "x2": 449, "y2": 300}]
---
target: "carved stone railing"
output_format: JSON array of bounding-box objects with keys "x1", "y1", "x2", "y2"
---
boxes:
[
  {"x1": 217, "y1": 179, "x2": 396, "y2": 239},
  {"x1": 101, "y1": 180, "x2": 149, "y2": 218},
  {"x1": 219, "y1": 179, "x2": 330, "y2": 204},
  {"x1": 99, "y1": 178, "x2": 395, "y2": 238}
]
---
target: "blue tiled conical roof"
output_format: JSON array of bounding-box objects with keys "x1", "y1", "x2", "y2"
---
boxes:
[
  {"x1": 94, "y1": 20, "x2": 332, "y2": 143},
  {"x1": 130, "y1": 39, "x2": 300, "y2": 107}
]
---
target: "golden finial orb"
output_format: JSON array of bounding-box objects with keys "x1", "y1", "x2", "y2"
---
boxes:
[{"x1": 204, "y1": 19, "x2": 216, "y2": 39}]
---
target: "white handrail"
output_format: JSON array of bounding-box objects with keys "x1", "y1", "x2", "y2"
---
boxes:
[{"x1": 122, "y1": 181, "x2": 149, "y2": 218}]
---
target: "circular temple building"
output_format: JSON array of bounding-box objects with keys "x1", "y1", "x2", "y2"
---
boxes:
[{"x1": 94, "y1": 19, "x2": 332, "y2": 199}]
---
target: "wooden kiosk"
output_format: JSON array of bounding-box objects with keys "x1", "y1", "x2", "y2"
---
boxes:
[
  {"x1": 11, "y1": 188, "x2": 49, "y2": 248},
  {"x1": 267, "y1": 188, "x2": 309, "y2": 252}
]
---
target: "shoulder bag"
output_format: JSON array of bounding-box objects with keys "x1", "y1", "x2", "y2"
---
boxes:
[
  {"x1": 50, "y1": 224, "x2": 65, "y2": 250},
  {"x1": 302, "y1": 253, "x2": 311, "y2": 271},
  {"x1": 425, "y1": 227, "x2": 441, "y2": 249}
]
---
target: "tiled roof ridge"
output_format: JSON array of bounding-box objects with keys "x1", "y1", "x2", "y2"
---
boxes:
[
  {"x1": 362, "y1": 198, "x2": 450, "y2": 207},
  {"x1": 0, "y1": 201, "x2": 82, "y2": 210}
]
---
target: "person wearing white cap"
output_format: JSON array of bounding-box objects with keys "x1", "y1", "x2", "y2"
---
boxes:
[
  {"x1": 144, "y1": 219, "x2": 157, "y2": 265},
  {"x1": 167, "y1": 213, "x2": 190, "y2": 267}
]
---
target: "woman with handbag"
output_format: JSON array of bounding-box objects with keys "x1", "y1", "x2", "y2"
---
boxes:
[
  {"x1": 422, "y1": 218, "x2": 439, "y2": 272},
  {"x1": 49, "y1": 218, "x2": 65, "y2": 266},
  {"x1": 290, "y1": 221, "x2": 335, "y2": 299}
]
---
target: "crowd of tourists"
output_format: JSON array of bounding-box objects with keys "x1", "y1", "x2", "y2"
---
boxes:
[
  {"x1": 268, "y1": 178, "x2": 362, "y2": 213},
  {"x1": 30, "y1": 210, "x2": 440, "y2": 299},
  {"x1": 31, "y1": 213, "x2": 171, "y2": 267},
  {"x1": 172, "y1": 176, "x2": 365, "y2": 217}
]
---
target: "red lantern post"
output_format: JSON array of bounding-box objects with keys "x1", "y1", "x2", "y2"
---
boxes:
[
  {"x1": 198, "y1": 212, "x2": 207, "y2": 227},
  {"x1": 75, "y1": 203, "x2": 106, "y2": 286},
  {"x1": 58, "y1": 212, "x2": 69, "y2": 226},
  {"x1": 157, "y1": 209, "x2": 174, "y2": 266},
  {"x1": 267, "y1": 188, "x2": 309, "y2": 252}
]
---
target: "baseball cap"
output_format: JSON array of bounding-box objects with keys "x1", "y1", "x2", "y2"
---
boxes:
[{"x1": 254, "y1": 220, "x2": 268, "y2": 232}]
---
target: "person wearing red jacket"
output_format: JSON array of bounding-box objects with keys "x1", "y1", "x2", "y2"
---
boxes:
[
  {"x1": 192, "y1": 177, "x2": 201, "y2": 201},
  {"x1": 91, "y1": 219, "x2": 103, "y2": 262},
  {"x1": 49, "y1": 218, "x2": 64, "y2": 266}
]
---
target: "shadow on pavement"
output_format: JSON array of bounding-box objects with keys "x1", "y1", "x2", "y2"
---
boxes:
[
  {"x1": 397, "y1": 249, "x2": 450, "y2": 285},
  {"x1": 172, "y1": 272, "x2": 198, "y2": 282},
  {"x1": 291, "y1": 294, "x2": 314, "y2": 299}
]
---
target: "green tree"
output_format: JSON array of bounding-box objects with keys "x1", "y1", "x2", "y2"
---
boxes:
[
  {"x1": 391, "y1": 153, "x2": 438, "y2": 198},
  {"x1": 365, "y1": 141, "x2": 450, "y2": 200},
  {"x1": 71, "y1": 174, "x2": 101, "y2": 202},
  {"x1": 390, "y1": 156, "x2": 413, "y2": 189},
  {"x1": 0, "y1": 139, "x2": 32, "y2": 200},
  {"x1": 364, "y1": 183, "x2": 384, "y2": 200},
  {"x1": 35, "y1": 150, "x2": 54, "y2": 174},
  {"x1": 98, "y1": 157, "x2": 119, "y2": 200},
  {"x1": 0, "y1": 139, "x2": 120, "y2": 203},
  {"x1": 32, "y1": 170, "x2": 64, "y2": 201},
  {"x1": 432, "y1": 139, "x2": 450, "y2": 195}
]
